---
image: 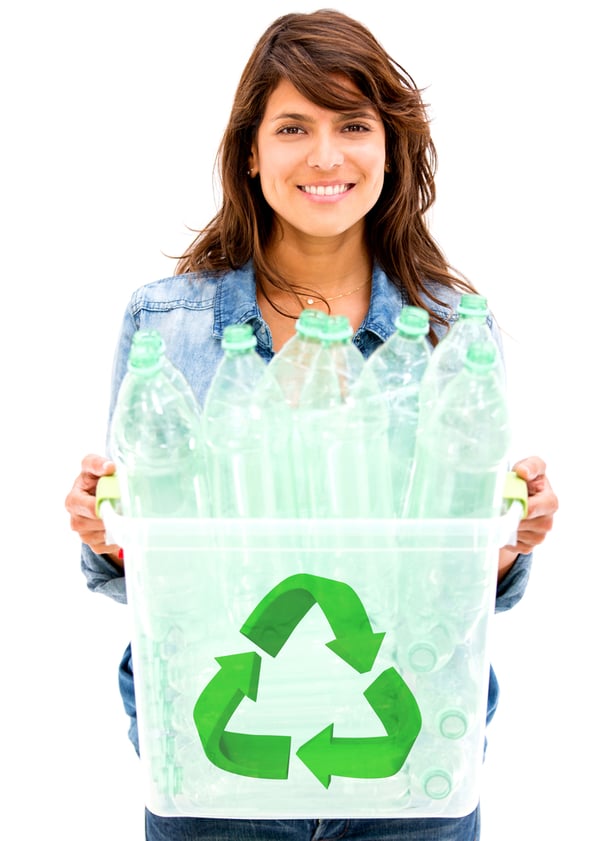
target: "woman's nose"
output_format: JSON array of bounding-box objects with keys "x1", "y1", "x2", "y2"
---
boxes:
[{"x1": 306, "y1": 133, "x2": 344, "y2": 170}]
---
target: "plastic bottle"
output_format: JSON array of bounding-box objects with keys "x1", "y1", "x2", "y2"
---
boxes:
[
  {"x1": 295, "y1": 315, "x2": 392, "y2": 518},
  {"x1": 129, "y1": 329, "x2": 201, "y2": 418},
  {"x1": 252, "y1": 309, "x2": 329, "y2": 519},
  {"x1": 109, "y1": 332, "x2": 209, "y2": 518},
  {"x1": 407, "y1": 733, "x2": 466, "y2": 805},
  {"x1": 360, "y1": 306, "x2": 431, "y2": 517},
  {"x1": 418, "y1": 294, "x2": 501, "y2": 422},
  {"x1": 406, "y1": 339, "x2": 511, "y2": 520},
  {"x1": 267, "y1": 308, "x2": 330, "y2": 407},
  {"x1": 413, "y1": 645, "x2": 481, "y2": 740},
  {"x1": 395, "y1": 611, "x2": 459, "y2": 675},
  {"x1": 203, "y1": 323, "x2": 294, "y2": 517}
]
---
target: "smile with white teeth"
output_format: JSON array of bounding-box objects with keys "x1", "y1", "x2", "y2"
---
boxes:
[{"x1": 299, "y1": 183, "x2": 352, "y2": 196}]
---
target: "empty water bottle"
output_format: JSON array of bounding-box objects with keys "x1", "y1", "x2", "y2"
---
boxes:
[
  {"x1": 267, "y1": 308, "x2": 330, "y2": 407},
  {"x1": 360, "y1": 306, "x2": 430, "y2": 517},
  {"x1": 414, "y1": 645, "x2": 481, "y2": 740},
  {"x1": 295, "y1": 315, "x2": 392, "y2": 518},
  {"x1": 203, "y1": 323, "x2": 294, "y2": 517},
  {"x1": 407, "y1": 339, "x2": 511, "y2": 519},
  {"x1": 418, "y1": 294, "x2": 501, "y2": 423},
  {"x1": 407, "y1": 733, "x2": 466, "y2": 804},
  {"x1": 109, "y1": 330, "x2": 209, "y2": 518},
  {"x1": 129, "y1": 329, "x2": 202, "y2": 418}
]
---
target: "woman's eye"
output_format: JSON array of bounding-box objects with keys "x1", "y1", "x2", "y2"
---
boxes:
[
  {"x1": 343, "y1": 123, "x2": 370, "y2": 133},
  {"x1": 277, "y1": 125, "x2": 305, "y2": 135}
]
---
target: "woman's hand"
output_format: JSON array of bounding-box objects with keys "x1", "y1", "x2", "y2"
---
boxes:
[
  {"x1": 498, "y1": 456, "x2": 558, "y2": 580},
  {"x1": 65, "y1": 454, "x2": 123, "y2": 566}
]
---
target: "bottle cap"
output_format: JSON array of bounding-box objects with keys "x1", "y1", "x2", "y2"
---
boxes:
[
  {"x1": 128, "y1": 333, "x2": 164, "y2": 373},
  {"x1": 132, "y1": 329, "x2": 165, "y2": 352},
  {"x1": 319, "y1": 314, "x2": 353, "y2": 345},
  {"x1": 407, "y1": 641, "x2": 438, "y2": 673},
  {"x1": 421, "y1": 768, "x2": 453, "y2": 800},
  {"x1": 394, "y1": 306, "x2": 429, "y2": 337},
  {"x1": 437, "y1": 708, "x2": 469, "y2": 740},
  {"x1": 221, "y1": 324, "x2": 257, "y2": 352},
  {"x1": 296, "y1": 309, "x2": 329, "y2": 339},
  {"x1": 464, "y1": 340, "x2": 497, "y2": 373},
  {"x1": 457, "y1": 293, "x2": 488, "y2": 318}
]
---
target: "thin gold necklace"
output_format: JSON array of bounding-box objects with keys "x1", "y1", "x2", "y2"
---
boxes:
[{"x1": 304, "y1": 278, "x2": 371, "y2": 306}]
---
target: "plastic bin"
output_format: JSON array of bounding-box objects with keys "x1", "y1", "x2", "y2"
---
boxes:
[{"x1": 99, "y1": 478, "x2": 525, "y2": 820}]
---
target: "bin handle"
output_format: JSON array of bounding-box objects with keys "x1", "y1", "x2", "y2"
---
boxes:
[
  {"x1": 94, "y1": 474, "x2": 122, "y2": 547},
  {"x1": 502, "y1": 471, "x2": 528, "y2": 519},
  {"x1": 95, "y1": 473, "x2": 121, "y2": 517}
]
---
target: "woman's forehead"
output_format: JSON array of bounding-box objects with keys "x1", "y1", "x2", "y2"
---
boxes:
[{"x1": 263, "y1": 77, "x2": 376, "y2": 118}]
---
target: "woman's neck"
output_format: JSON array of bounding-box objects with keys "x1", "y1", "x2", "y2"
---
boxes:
[
  {"x1": 257, "y1": 230, "x2": 373, "y2": 351},
  {"x1": 262, "y1": 227, "x2": 372, "y2": 301}
]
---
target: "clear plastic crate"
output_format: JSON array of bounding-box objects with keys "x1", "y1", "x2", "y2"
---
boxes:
[{"x1": 99, "y1": 482, "x2": 524, "y2": 820}]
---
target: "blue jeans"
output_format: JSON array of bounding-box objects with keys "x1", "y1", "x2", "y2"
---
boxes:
[{"x1": 145, "y1": 811, "x2": 480, "y2": 840}]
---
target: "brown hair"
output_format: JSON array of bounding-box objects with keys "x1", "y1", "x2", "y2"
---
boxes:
[{"x1": 175, "y1": 9, "x2": 476, "y2": 331}]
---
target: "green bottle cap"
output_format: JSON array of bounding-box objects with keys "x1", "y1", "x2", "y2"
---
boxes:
[
  {"x1": 319, "y1": 314, "x2": 353, "y2": 345},
  {"x1": 296, "y1": 309, "x2": 329, "y2": 339},
  {"x1": 394, "y1": 306, "x2": 429, "y2": 337},
  {"x1": 128, "y1": 331, "x2": 164, "y2": 374},
  {"x1": 457, "y1": 293, "x2": 488, "y2": 318},
  {"x1": 464, "y1": 339, "x2": 497, "y2": 373},
  {"x1": 221, "y1": 324, "x2": 257, "y2": 352},
  {"x1": 132, "y1": 329, "x2": 165, "y2": 352},
  {"x1": 421, "y1": 768, "x2": 453, "y2": 800},
  {"x1": 438, "y1": 708, "x2": 469, "y2": 740}
]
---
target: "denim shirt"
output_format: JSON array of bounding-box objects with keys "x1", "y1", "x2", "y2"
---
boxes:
[{"x1": 81, "y1": 261, "x2": 532, "y2": 748}]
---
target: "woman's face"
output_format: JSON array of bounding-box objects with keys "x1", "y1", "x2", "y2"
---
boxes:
[{"x1": 250, "y1": 78, "x2": 387, "y2": 243}]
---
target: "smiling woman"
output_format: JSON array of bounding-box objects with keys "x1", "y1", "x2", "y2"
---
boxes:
[
  {"x1": 250, "y1": 78, "x2": 386, "y2": 269},
  {"x1": 63, "y1": 8, "x2": 558, "y2": 841},
  {"x1": 249, "y1": 77, "x2": 387, "y2": 340},
  {"x1": 174, "y1": 9, "x2": 469, "y2": 346}
]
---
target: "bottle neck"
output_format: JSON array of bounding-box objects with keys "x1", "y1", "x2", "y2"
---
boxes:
[{"x1": 224, "y1": 348, "x2": 254, "y2": 358}]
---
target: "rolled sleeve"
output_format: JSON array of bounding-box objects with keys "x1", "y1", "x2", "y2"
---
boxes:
[
  {"x1": 81, "y1": 543, "x2": 128, "y2": 604},
  {"x1": 495, "y1": 552, "x2": 532, "y2": 613}
]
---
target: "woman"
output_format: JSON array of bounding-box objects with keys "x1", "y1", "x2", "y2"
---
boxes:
[{"x1": 65, "y1": 10, "x2": 558, "y2": 840}]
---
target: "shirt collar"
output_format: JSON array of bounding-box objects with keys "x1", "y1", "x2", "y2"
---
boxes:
[
  {"x1": 212, "y1": 260, "x2": 413, "y2": 356},
  {"x1": 212, "y1": 262, "x2": 261, "y2": 341},
  {"x1": 357, "y1": 263, "x2": 406, "y2": 344}
]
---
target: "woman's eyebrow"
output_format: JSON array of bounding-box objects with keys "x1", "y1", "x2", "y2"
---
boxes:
[
  {"x1": 269, "y1": 109, "x2": 379, "y2": 123},
  {"x1": 269, "y1": 112, "x2": 313, "y2": 123}
]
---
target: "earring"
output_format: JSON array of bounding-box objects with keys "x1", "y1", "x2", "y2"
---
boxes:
[{"x1": 247, "y1": 168, "x2": 255, "y2": 176}]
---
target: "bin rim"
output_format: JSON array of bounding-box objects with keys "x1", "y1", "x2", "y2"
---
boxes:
[{"x1": 99, "y1": 499, "x2": 523, "y2": 551}]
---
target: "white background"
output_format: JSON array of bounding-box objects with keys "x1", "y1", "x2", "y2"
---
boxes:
[{"x1": 1, "y1": 1, "x2": 597, "y2": 838}]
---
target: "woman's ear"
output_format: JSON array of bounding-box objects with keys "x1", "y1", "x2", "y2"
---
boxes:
[{"x1": 247, "y1": 148, "x2": 258, "y2": 177}]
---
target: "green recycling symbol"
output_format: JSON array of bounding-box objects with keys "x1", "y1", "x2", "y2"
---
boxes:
[{"x1": 193, "y1": 573, "x2": 422, "y2": 788}]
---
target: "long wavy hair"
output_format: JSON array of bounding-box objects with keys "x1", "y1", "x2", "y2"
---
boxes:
[{"x1": 175, "y1": 9, "x2": 476, "y2": 332}]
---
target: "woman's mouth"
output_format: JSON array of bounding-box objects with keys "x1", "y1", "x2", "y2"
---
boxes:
[{"x1": 298, "y1": 183, "x2": 353, "y2": 196}]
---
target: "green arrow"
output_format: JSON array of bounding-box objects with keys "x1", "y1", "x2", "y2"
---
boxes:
[
  {"x1": 296, "y1": 667, "x2": 422, "y2": 788},
  {"x1": 193, "y1": 651, "x2": 291, "y2": 779},
  {"x1": 240, "y1": 573, "x2": 385, "y2": 673}
]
